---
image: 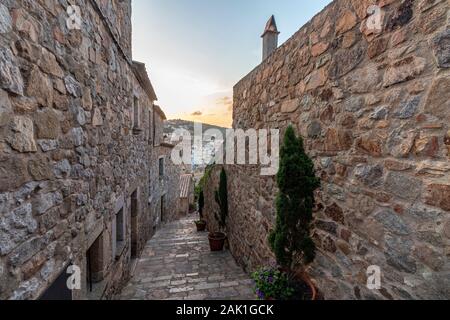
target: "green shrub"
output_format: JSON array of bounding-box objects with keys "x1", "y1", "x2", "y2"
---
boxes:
[
  {"x1": 269, "y1": 125, "x2": 320, "y2": 270},
  {"x1": 214, "y1": 167, "x2": 228, "y2": 228}
]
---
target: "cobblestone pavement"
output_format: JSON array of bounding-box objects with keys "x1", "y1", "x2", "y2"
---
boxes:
[{"x1": 119, "y1": 214, "x2": 256, "y2": 300}]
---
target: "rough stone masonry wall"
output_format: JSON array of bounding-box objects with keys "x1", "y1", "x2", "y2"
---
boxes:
[
  {"x1": 0, "y1": 0, "x2": 178, "y2": 300},
  {"x1": 206, "y1": 0, "x2": 450, "y2": 300}
]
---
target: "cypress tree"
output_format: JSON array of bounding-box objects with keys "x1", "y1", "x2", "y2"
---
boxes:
[
  {"x1": 269, "y1": 125, "x2": 320, "y2": 270},
  {"x1": 198, "y1": 190, "x2": 205, "y2": 219}
]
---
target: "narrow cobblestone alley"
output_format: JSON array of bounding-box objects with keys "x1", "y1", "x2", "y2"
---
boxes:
[{"x1": 119, "y1": 214, "x2": 256, "y2": 300}]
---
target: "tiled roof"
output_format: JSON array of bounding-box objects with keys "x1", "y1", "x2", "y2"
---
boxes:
[
  {"x1": 154, "y1": 104, "x2": 167, "y2": 120},
  {"x1": 131, "y1": 61, "x2": 157, "y2": 101},
  {"x1": 179, "y1": 174, "x2": 192, "y2": 198}
]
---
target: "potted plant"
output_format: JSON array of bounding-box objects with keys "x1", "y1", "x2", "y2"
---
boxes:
[
  {"x1": 266, "y1": 125, "x2": 320, "y2": 300},
  {"x1": 208, "y1": 232, "x2": 227, "y2": 251},
  {"x1": 209, "y1": 167, "x2": 228, "y2": 251},
  {"x1": 252, "y1": 267, "x2": 317, "y2": 300},
  {"x1": 195, "y1": 220, "x2": 207, "y2": 232},
  {"x1": 195, "y1": 190, "x2": 207, "y2": 232}
]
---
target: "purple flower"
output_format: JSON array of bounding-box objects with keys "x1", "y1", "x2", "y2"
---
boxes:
[
  {"x1": 268, "y1": 276, "x2": 274, "y2": 283},
  {"x1": 256, "y1": 289, "x2": 265, "y2": 299}
]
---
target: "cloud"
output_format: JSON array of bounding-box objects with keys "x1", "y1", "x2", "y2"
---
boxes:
[
  {"x1": 216, "y1": 96, "x2": 233, "y2": 111},
  {"x1": 167, "y1": 93, "x2": 234, "y2": 128},
  {"x1": 216, "y1": 96, "x2": 232, "y2": 105}
]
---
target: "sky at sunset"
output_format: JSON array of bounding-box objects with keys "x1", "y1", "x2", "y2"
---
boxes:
[{"x1": 132, "y1": 0, "x2": 332, "y2": 128}]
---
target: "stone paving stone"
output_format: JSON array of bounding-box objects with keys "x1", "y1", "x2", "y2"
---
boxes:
[
  {"x1": 119, "y1": 214, "x2": 255, "y2": 300},
  {"x1": 170, "y1": 279, "x2": 187, "y2": 285},
  {"x1": 195, "y1": 282, "x2": 220, "y2": 290},
  {"x1": 208, "y1": 275, "x2": 226, "y2": 282},
  {"x1": 142, "y1": 280, "x2": 170, "y2": 289},
  {"x1": 220, "y1": 281, "x2": 240, "y2": 288},
  {"x1": 185, "y1": 294, "x2": 207, "y2": 300},
  {"x1": 169, "y1": 286, "x2": 194, "y2": 294}
]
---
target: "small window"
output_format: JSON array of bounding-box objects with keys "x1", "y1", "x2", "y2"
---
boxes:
[
  {"x1": 113, "y1": 208, "x2": 125, "y2": 259},
  {"x1": 148, "y1": 109, "x2": 153, "y2": 145},
  {"x1": 133, "y1": 96, "x2": 140, "y2": 132},
  {"x1": 131, "y1": 191, "x2": 138, "y2": 217},
  {"x1": 116, "y1": 208, "x2": 124, "y2": 243},
  {"x1": 130, "y1": 190, "x2": 138, "y2": 258},
  {"x1": 160, "y1": 195, "x2": 165, "y2": 223},
  {"x1": 86, "y1": 233, "x2": 104, "y2": 293},
  {"x1": 159, "y1": 157, "x2": 165, "y2": 178}
]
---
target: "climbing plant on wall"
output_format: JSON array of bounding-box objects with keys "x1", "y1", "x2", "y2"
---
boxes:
[
  {"x1": 195, "y1": 164, "x2": 214, "y2": 219},
  {"x1": 269, "y1": 125, "x2": 320, "y2": 270},
  {"x1": 195, "y1": 165, "x2": 213, "y2": 200},
  {"x1": 215, "y1": 167, "x2": 228, "y2": 228}
]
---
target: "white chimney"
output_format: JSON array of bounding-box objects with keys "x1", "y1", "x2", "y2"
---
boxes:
[{"x1": 261, "y1": 15, "x2": 280, "y2": 61}]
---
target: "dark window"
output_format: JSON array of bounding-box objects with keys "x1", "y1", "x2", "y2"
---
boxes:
[
  {"x1": 130, "y1": 190, "x2": 138, "y2": 258},
  {"x1": 160, "y1": 195, "x2": 165, "y2": 223},
  {"x1": 116, "y1": 208, "x2": 124, "y2": 243},
  {"x1": 148, "y1": 109, "x2": 153, "y2": 145},
  {"x1": 114, "y1": 208, "x2": 125, "y2": 259},
  {"x1": 131, "y1": 191, "x2": 138, "y2": 217},
  {"x1": 159, "y1": 157, "x2": 164, "y2": 178},
  {"x1": 86, "y1": 233, "x2": 104, "y2": 293},
  {"x1": 133, "y1": 96, "x2": 139, "y2": 131}
]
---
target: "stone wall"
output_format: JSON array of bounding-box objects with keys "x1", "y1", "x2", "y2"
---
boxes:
[
  {"x1": 92, "y1": 0, "x2": 132, "y2": 60},
  {"x1": 205, "y1": 0, "x2": 450, "y2": 299},
  {"x1": 0, "y1": 0, "x2": 179, "y2": 300}
]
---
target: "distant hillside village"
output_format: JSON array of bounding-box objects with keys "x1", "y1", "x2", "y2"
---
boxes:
[
  {"x1": 164, "y1": 119, "x2": 228, "y2": 139},
  {"x1": 164, "y1": 119, "x2": 227, "y2": 184}
]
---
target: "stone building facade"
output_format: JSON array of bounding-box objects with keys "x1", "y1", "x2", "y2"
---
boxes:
[
  {"x1": 0, "y1": 0, "x2": 179, "y2": 300},
  {"x1": 150, "y1": 105, "x2": 181, "y2": 226},
  {"x1": 204, "y1": 0, "x2": 450, "y2": 299}
]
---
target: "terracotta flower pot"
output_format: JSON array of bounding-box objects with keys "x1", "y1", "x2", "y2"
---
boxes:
[
  {"x1": 278, "y1": 268, "x2": 317, "y2": 301},
  {"x1": 195, "y1": 220, "x2": 207, "y2": 232},
  {"x1": 208, "y1": 232, "x2": 226, "y2": 251},
  {"x1": 298, "y1": 272, "x2": 317, "y2": 301}
]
